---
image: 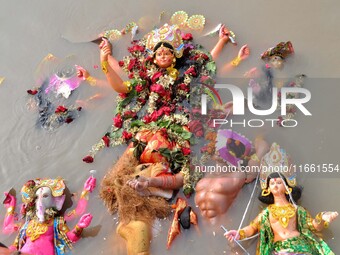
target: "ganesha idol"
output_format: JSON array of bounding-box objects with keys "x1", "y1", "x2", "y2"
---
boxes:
[{"x1": 2, "y1": 176, "x2": 96, "y2": 255}]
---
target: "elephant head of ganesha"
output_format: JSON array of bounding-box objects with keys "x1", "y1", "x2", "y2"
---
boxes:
[{"x1": 21, "y1": 177, "x2": 66, "y2": 222}]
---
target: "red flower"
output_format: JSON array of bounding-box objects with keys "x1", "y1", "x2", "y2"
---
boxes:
[
  {"x1": 160, "y1": 106, "x2": 172, "y2": 116},
  {"x1": 182, "y1": 33, "x2": 193, "y2": 41},
  {"x1": 145, "y1": 55, "x2": 153, "y2": 63},
  {"x1": 151, "y1": 71, "x2": 163, "y2": 83},
  {"x1": 178, "y1": 83, "x2": 189, "y2": 92},
  {"x1": 118, "y1": 60, "x2": 124, "y2": 67},
  {"x1": 128, "y1": 58, "x2": 137, "y2": 71},
  {"x1": 184, "y1": 66, "x2": 197, "y2": 77},
  {"x1": 102, "y1": 135, "x2": 110, "y2": 147},
  {"x1": 123, "y1": 110, "x2": 137, "y2": 119},
  {"x1": 65, "y1": 117, "x2": 73, "y2": 123},
  {"x1": 188, "y1": 120, "x2": 204, "y2": 137},
  {"x1": 139, "y1": 71, "x2": 147, "y2": 79},
  {"x1": 128, "y1": 73, "x2": 134, "y2": 79},
  {"x1": 128, "y1": 45, "x2": 145, "y2": 53},
  {"x1": 83, "y1": 155, "x2": 94, "y2": 163},
  {"x1": 143, "y1": 115, "x2": 152, "y2": 124},
  {"x1": 55, "y1": 105, "x2": 67, "y2": 113},
  {"x1": 77, "y1": 107, "x2": 82, "y2": 111},
  {"x1": 27, "y1": 89, "x2": 38, "y2": 95},
  {"x1": 135, "y1": 84, "x2": 144, "y2": 93},
  {"x1": 113, "y1": 114, "x2": 123, "y2": 128},
  {"x1": 137, "y1": 98, "x2": 147, "y2": 104},
  {"x1": 122, "y1": 130, "x2": 133, "y2": 140},
  {"x1": 182, "y1": 147, "x2": 191, "y2": 155},
  {"x1": 150, "y1": 84, "x2": 166, "y2": 96},
  {"x1": 119, "y1": 93, "x2": 128, "y2": 99}
]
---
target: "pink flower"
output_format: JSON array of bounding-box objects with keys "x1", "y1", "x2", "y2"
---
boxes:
[
  {"x1": 128, "y1": 58, "x2": 137, "y2": 71},
  {"x1": 151, "y1": 71, "x2": 163, "y2": 83},
  {"x1": 150, "y1": 84, "x2": 166, "y2": 96},
  {"x1": 113, "y1": 114, "x2": 123, "y2": 128},
  {"x1": 182, "y1": 33, "x2": 193, "y2": 41}
]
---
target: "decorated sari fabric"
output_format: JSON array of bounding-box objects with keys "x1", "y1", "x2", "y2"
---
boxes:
[{"x1": 257, "y1": 206, "x2": 335, "y2": 255}]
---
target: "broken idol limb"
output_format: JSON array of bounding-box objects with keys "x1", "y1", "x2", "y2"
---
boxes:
[
  {"x1": 167, "y1": 197, "x2": 198, "y2": 249},
  {"x1": 195, "y1": 135, "x2": 270, "y2": 224},
  {"x1": 2, "y1": 174, "x2": 96, "y2": 255}
]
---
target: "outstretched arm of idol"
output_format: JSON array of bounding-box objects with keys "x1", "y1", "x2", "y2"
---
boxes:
[
  {"x1": 66, "y1": 213, "x2": 93, "y2": 243},
  {"x1": 2, "y1": 192, "x2": 19, "y2": 234},
  {"x1": 64, "y1": 176, "x2": 96, "y2": 221},
  {"x1": 88, "y1": 24, "x2": 246, "y2": 93},
  {"x1": 194, "y1": 137, "x2": 270, "y2": 224},
  {"x1": 211, "y1": 24, "x2": 250, "y2": 69}
]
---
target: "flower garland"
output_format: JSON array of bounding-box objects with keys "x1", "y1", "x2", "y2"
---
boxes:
[{"x1": 84, "y1": 33, "x2": 222, "y2": 196}]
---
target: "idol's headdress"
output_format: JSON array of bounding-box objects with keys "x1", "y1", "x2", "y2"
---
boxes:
[
  {"x1": 261, "y1": 41, "x2": 294, "y2": 61},
  {"x1": 217, "y1": 129, "x2": 252, "y2": 167},
  {"x1": 260, "y1": 143, "x2": 297, "y2": 189},
  {"x1": 21, "y1": 177, "x2": 65, "y2": 204},
  {"x1": 146, "y1": 24, "x2": 184, "y2": 58}
]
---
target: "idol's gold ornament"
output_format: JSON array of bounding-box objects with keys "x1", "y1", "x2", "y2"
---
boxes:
[
  {"x1": 268, "y1": 203, "x2": 296, "y2": 228},
  {"x1": 262, "y1": 188, "x2": 271, "y2": 197}
]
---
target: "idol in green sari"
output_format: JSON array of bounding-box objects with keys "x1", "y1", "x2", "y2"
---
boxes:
[{"x1": 225, "y1": 143, "x2": 338, "y2": 255}]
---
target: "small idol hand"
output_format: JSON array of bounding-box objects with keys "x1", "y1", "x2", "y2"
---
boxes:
[
  {"x1": 3, "y1": 192, "x2": 16, "y2": 208},
  {"x1": 77, "y1": 213, "x2": 93, "y2": 229},
  {"x1": 83, "y1": 176, "x2": 96, "y2": 193},
  {"x1": 322, "y1": 211, "x2": 339, "y2": 223},
  {"x1": 238, "y1": 44, "x2": 250, "y2": 60},
  {"x1": 218, "y1": 24, "x2": 230, "y2": 43},
  {"x1": 99, "y1": 38, "x2": 112, "y2": 62},
  {"x1": 75, "y1": 65, "x2": 89, "y2": 80},
  {"x1": 224, "y1": 230, "x2": 240, "y2": 242}
]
